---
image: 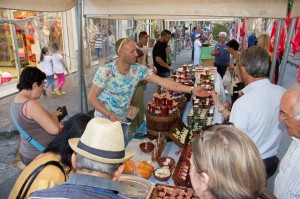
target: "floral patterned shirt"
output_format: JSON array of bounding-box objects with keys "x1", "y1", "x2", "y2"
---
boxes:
[{"x1": 93, "y1": 61, "x2": 153, "y2": 120}]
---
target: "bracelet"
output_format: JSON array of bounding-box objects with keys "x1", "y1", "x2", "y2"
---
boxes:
[
  {"x1": 190, "y1": 87, "x2": 194, "y2": 95},
  {"x1": 218, "y1": 106, "x2": 226, "y2": 113}
]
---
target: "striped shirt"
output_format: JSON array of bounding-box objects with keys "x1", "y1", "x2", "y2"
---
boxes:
[
  {"x1": 94, "y1": 31, "x2": 103, "y2": 49},
  {"x1": 29, "y1": 173, "x2": 129, "y2": 199},
  {"x1": 274, "y1": 138, "x2": 300, "y2": 199}
]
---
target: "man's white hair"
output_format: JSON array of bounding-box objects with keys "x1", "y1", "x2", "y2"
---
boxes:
[{"x1": 219, "y1": 32, "x2": 227, "y2": 37}]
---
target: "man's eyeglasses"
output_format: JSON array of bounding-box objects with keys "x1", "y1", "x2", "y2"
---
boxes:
[{"x1": 279, "y1": 112, "x2": 300, "y2": 122}]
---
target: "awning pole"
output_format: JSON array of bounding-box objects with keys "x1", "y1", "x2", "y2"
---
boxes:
[
  {"x1": 269, "y1": 19, "x2": 283, "y2": 82},
  {"x1": 76, "y1": 0, "x2": 83, "y2": 113},
  {"x1": 277, "y1": 18, "x2": 296, "y2": 86}
]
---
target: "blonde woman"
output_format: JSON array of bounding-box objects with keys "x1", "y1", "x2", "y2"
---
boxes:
[
  {"x1": 190, "y1": 125, "x2": 265, "y2": 199},
  {"x1": 257, "y1": 34, "x2": 271, "y2": 52}
]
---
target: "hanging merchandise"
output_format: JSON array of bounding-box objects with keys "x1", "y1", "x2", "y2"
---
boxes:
[
  {"x1": 291, "y1": 17, "x2": 300, "y2": 55},
  {"x1": 269, "y1": 20, "x2": 287, "y2": 58}
]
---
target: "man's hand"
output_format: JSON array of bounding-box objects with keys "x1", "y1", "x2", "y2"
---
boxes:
[
  {"x1": 192, "y1": 86, "x2": 211, "y2": 98},
  {"x1": 109, "y1": 113, "x2": 121, "y2": 122},
  {"x1": 169, "y1": 66, "x2": 174, "y2": 73},
  {"x1": 212, "y1": 92, "x2": 223, "y2": 108},
  {"x1": 227, "y1": 64, "x2": 234, "y2": 71}
]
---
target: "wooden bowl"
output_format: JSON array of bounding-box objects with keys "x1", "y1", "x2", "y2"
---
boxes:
[
  {"x1": 139, "y1": 142, "x2": 155, "y2": 153},
  {"x1": 153, "y1": 168, "x2": 171, "y2": 182},
  {"x1": 158, "y1": 157, "x2": 175, "y2": 168}
]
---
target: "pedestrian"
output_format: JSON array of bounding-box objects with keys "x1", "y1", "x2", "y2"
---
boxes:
[
  {"x1": 39, "y1": 47, "x2": 55, "y2": 96},
  {"x1": 136, "y1": 31, "x2": 150, "y2": 68},
  {"x1": 193, "y1": 36, "x2": 202, "y2": 66},
  {"x1": 52, "y1": 43, "x2": 69, "y2": 96},
  {"x1": 29, "y1": 118, "x2": 135, "y2": 199},
  {"x1": 88, "y1": 37, "x2": 210, "y2": 145},
  {"x1": 211, "y1": 32, "x2": 230, "y2": 78},
  {"x1": 191, "y1": 27, "x2": 197, "y2": 61}
]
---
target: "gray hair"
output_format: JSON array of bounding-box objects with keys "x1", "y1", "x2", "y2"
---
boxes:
[
  {"x1": 239, "y1": 46, "x2": 270, "y2": 78},
  {"x1": 219, "y1": 32, "x2": 227, "y2": 37},
  {"x1": 76, "y1": 154, "x2": 120, "y2": 176}
]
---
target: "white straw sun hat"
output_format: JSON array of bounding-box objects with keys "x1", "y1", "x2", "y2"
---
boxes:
[{"x1": 69, "y1": 118, "x2": 135, "y2": 164}]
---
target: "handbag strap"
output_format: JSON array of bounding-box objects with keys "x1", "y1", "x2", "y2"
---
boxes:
[
  {"x1": 16, "y1": 160, "x2": 66, "y2": 199},
  {"x1": 10, "y1": 105, "x2": 46, "y2": 152}
]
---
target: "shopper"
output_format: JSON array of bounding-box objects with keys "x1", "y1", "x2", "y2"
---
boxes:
[
  {"x1": 52, "y1": 43, "x2": 69, "y2": 96},
  {"x1": 212, "y1": 46, "x2": 286, "y2": 178},
  {"x1": 191, "y1": 27, "x2": 197, "y2": 61},
  {"x1": 93, "y1": 24, "x2": 105, "y2": 65},
  {"x1": 274, "y1": 86, "x2": 300, "y2": 198},
  {"x1": 9, "y1": 113, "x2": 92, "y2": 199},
  {"x1": 211, "y1": 32, "x2": 230, "y2": 78},
  {"x1": 190, "y1": 125, "x2": 265, "y2": 199},
  {"x1": 29, "y1": 118, "x2": 135, "y2": 199},
  {"x1": 39, "y1": 47, "x2": 55, "y2": 96},
  {"x1": 108, "y1": 29, "x2": 116, "y2": 62},
  {"x1": 11, "y1": 67, "x2": 61, "y2": 165},
  {"x1": 88, "y1": 37, "x2": 210, "y2": 145}
]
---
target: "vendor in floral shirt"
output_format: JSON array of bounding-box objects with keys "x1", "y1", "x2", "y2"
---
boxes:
[{"x1": 88, "y1": 38, "x2": 209, "y2": 145}]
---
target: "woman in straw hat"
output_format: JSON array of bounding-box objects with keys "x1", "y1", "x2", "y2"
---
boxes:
[
  {"x1": 190, "y1": 125, "x2": 265, "y2": 199},
  {"x1": 30, "y1": 118, "x2": 135, "y2": 199}
]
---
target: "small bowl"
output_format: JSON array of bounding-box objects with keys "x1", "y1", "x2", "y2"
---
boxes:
[
  {"x1": 153, "y1": 168, "x2": 171, "y2": 182},
  {"x1": 139, "y1": 142, "x2": 155, "y2": 153},
  {"x1": 158, "y1": 157, "x2": 175, "y2": 168}
]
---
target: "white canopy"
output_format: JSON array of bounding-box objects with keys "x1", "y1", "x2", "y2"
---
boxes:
[
  {"x1": 291, "y1": 1, "x2": 300, "y2": 18},
  {"x1": 0, "y1": 0, "x2": 290, "y2": 19}
]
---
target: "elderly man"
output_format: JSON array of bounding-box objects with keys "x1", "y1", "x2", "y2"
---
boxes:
[
  {"x1": 211, "y1": 32, "x2": 230, "y2": 78},
  {"x1": 152, "y1": 29, "x2": 173, "y2": 77},
  {"x1": 212, "y1": 46, "x2": 286, "y2": 178},
  {"x1": 274, "y1": 87, "x2": 300, "y2": 198},
  {"x1": 88, "y1": 37, "x2": 209, "y2": 145},
  {"x1": 30, "y1": 118, "x2": 134, "y2": 198}
]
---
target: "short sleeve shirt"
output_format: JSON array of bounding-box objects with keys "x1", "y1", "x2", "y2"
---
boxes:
[
  {"x1": 153, "y1": 40, "x2": 169, "y2": 73},
  {"x1": 93, "y1": 61, "x2": 153, "y2": 120}
]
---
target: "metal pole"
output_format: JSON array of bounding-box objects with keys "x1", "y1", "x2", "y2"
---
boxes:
[
  {"x1": 269, "y1": 19, "x2": 283, "y2": 81},
  {"x1": 9, "y1": 11, "x2": 22, "y2": 76},
  {"x1": 76, "y1": 0, "x2": 83, "y2": 113},
  {"x1": 277, "y1": 18, "x2": 296, "y2": 86}
]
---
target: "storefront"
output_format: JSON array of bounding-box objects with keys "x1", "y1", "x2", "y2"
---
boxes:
[{"x1": 0, "y1": 8, "x2": 78, "y2": 97}]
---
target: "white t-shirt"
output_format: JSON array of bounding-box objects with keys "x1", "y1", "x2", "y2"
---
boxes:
[
  {"x1": 41, "y1": 55, "x2": 53, "y2": 76},
  {"x1": 52, "y1": 53, "x2": 64, "y2": 74},
  {"x1": 136, "y1": 44, "x2": 149, "y2": 67}
]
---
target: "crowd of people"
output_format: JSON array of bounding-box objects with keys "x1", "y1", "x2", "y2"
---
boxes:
[{"x1": 8, "y1": 26, "x2": 300, "y2": 199}]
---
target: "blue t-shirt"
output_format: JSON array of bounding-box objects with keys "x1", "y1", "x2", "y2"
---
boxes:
[{"x1": 214, "y1": 43, "x2": 230, "y2": 67}]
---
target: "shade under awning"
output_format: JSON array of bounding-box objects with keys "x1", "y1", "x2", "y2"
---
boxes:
[{"x1": 0, "y1": 0, "x2": 77, "y2": 12}]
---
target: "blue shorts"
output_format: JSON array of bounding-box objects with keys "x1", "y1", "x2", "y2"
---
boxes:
[{"x1": 96, "y1": 48, "x2": 103, "y2": 58}]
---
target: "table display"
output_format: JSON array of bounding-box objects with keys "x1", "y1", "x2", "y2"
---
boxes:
[{"x1": 119, "y1": 65, "x2": 219, "y2": 199}]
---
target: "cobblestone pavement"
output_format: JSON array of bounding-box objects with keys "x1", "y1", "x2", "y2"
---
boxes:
[{"x1": 0, "y1": 47, "x2": 298, "y2": 198}]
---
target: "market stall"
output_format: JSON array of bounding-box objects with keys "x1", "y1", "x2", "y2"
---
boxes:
[{"x1": 0, "y1": 0, "x2": 298, "y2": 198}]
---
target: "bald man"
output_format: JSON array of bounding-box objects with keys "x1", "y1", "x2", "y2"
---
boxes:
[
  {"x1": 88, "y1": 38, "x2": 209, "y2": 145},
  {"x1": 274, "y1": 87, "x2": 300, "y2": 199}
]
